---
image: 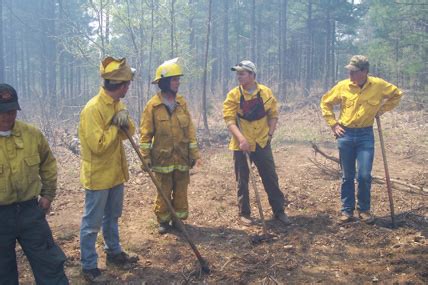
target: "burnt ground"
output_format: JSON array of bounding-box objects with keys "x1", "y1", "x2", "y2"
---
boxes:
[{"x1": 16, "y1": 106, "x2": 427, "y2": 284}]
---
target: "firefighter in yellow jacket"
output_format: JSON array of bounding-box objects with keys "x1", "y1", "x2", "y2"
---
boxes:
[
  {"x1": 223, "y1": 60, "x2": 290, "y2": 226},
  {"x1": 0, "y1": 84, "x2": 68, "y2": 284},
  {"x1": 320, "y1": 55, "x2": 403, "y2": 224},
  {"x1": 140, "y1": 58, "x2": 200, "y2": 234},
  {"x1": 79, "y1": 57, "x2": 138, "y2": 282}
]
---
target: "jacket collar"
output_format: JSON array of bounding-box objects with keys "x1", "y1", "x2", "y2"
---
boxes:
[
  {"x1": 348, "y1": 76, "x2": 373, "y2": 90},
  {"x1": 99, "y1": 87, "x2": 116, "y2": 105},
  {"x1": 11, "y1": 120, "x2": 22, "y2": 137},
  {"x1": 239, "y1": 82, "x2": 261, "y2": 97},
  {"x1": 152, "y1": 92, "x2": 185, "y2": 107}
]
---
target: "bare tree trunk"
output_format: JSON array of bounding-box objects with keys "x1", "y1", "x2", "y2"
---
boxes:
[
  {"x1": 170, "y1": 0, "x2": 176, "y2": 57},
  {"x1": 46, "y1": 0, "x2": 57, "y2": 113},
  {"x1": 304, "y1": 0, "x2": 313, "y2": 95},
  {"x1": 324, "y1": 1, "x2": 331, "y2": 91},
  {"x1": 250, "y1": 0, "x2": 256, "y2": 60},
  {"x1": 146, "y1": 0, "x2": 155, "y2": 103},
  {"x1": 202, "y1": 0, "x2": 212, "y2": 134},
  {"x1": 105, "y1": 0, "x2": 110, "y2": 45},
  {"x1": 210, "y1": 3, "x2": 218, "y2": 96},
  {"x1": 256, "y1": 1, "x2": 262, "y2": 79},
  {"x1": 77, "y1": 59, "x2": 81, "y2": 98},
  {"x1": 7, "y1": 0, "x2": 18, "y2": 87},
  {"x1": 99, "y1": 0, "x2": 105, "y2": 56},
  {"x1": 124, "y1": 0, "x2": 143, "y2": 121},
  {"x1": 330, "y1": 19, "x2": 336, "y2": 87},
  {"x1": 137, "y1": 1, "x2": 145, "y2": 123},
  {"x1": 187, "y1": 0, "x2": 197, "y2": 104},
  {"x1": 221, "y1": 0, "x2": 229, "y2": 97},
  {"x1": 278, "y1": 0, "x2": 288, "y2": 101},
  {"x1": 395, "y1": 37, "x2": 399, "y2": 85},
  {"x1": 234, "y1": 1, "x2": 241, "y2": 63},
  {"x1": 89, "y1": 0, "x2": 106, "y2": 56},
  {"x1": 19, "y1": 34, "x2": 26, "y2": 98},
  {"x1": 68, "y1": 56, "x2": 74, "y2": 101},
  {"x1": 25, "y1": 38, "x2": 31, "y2": 97}
]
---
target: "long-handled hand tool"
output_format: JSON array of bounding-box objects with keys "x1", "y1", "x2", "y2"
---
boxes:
[
  {"x1": 123, "y1": 128, "x2": 210, "y2": 273},
  {"x1": 236, "y1": 118, "x2": 274, "y2": 244},
  {"x1": 375, "y1": 116, "x2": 396, "y2": 228},
  {"x1": 244, "y1": 152, "x2": 268, "y2": 235}
]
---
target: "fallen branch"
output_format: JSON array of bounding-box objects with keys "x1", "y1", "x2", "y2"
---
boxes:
[
  {"x1": 268, "y1": 275, "x2": 280, "y2": 285},
  {"x1": 310, "y1": 141, "x2": 339, "y2": 163},
  {"x1": 373, "y1": 175, "x2": 428, "y2": 193},
  {"x1": 310, "y1": 141, "x2": 427, "y2": 193},
  {"x1": 307, "y1": 158, "x2": 340, "y2": 178}
]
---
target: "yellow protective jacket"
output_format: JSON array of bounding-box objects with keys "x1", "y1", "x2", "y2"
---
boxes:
[
  {"x1": 0, "y1": 121, "x2": 57, "y2": 205},
  {"x1": 139, "y1": 93, "x2": 200, "y2": 173},
  {"x1": 320, "y1": 76, "x2": 403, "y2": 128},
  {"x1": 79, "y1": 87, "x2": 135, "y2": 190},
  {"x1": 223, "y1": 83, "x2": 279, "y2": 152}
]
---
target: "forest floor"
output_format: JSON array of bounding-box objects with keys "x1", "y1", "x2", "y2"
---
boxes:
[{"x1": 17, "y1": 101, "x2": 428, "y2": 284}]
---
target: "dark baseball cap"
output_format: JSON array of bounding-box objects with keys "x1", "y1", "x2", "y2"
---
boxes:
[{"x1": 0, "y1": 84, "x2": 21, "y2": 113}]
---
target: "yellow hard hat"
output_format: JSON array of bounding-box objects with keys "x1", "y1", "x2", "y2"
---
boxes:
[
  {"x1": 152, "y1": 57, "x2": 183, "y2": 84},
  {"x1": 100, "y1": 57, "x2": 136, "y2": 83}
]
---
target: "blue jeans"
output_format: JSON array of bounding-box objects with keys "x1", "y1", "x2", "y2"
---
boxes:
[
  {"x1": 337, "y1": 126, "x2": 374, "y2": 214},
  {"x1": 80, "y1": 184, "x2": 124, "y2": 270}
]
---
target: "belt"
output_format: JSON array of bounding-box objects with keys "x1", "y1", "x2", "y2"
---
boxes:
[{"x1": 0, "y1": 198, "x2": 38, "y2": 208}]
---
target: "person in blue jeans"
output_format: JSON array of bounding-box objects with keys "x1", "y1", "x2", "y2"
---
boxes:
[
  {"x1": 79, "y1": 57, "x2": 139, "y2": 282},
  {"x1": 337, "y1": 127, "x2": 374, "y2": 218},
  {"x1": 320, "y1": 55, "x2": 403, "y2": 224}
]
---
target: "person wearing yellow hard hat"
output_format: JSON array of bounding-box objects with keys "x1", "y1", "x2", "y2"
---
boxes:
[
  {"x1": 140, "y1": 58, "x2": 200, "y2": 234},
  {"x1": 78, "y1": 57, "x2": 138, "y2": 282}
]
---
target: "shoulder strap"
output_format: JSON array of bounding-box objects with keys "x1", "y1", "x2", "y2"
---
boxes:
[{"x1": 239, "y1": 86, "x2": 245, "y2": 108}]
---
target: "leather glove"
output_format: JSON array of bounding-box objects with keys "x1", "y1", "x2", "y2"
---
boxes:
[
  {"x1": 112, "y1": 110, "x2": 130, "y2": 129},
  {"x1": 141, "y1": 158, "x2": 152, "y2": 172}
]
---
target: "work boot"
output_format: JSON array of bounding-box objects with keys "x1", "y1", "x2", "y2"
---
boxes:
[
  {"x1": 158, "y1": 222, "x2": 170, "y2": 234},
  {"x1": 338, "y1": 211, "x2": 354, "y2": 224},
  {"x1": 106, "y1": 251, "x2": 139, "y2": 269},
  {"x1": 82, "y1": 268, "x2": 108, "y2": 283},
  {"x1": 238, "y1": 215, "x2": 253, "y2": 225},
  {"x1": 171, "y1": 219, "x2": 183, "y2": 232},
  {"x1": 358, "y1": 211, "x2": 375, "y2": 224},
  {"x1": 275, "y1": 212, "x2": 291, "y2": 225}
]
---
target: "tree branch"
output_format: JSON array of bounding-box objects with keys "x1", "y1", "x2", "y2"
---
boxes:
[{"x1": 310, "y1": 141, "x2": 427, "y2": 193}]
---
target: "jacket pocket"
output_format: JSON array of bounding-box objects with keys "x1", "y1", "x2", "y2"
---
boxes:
[
  {"x1": 367, "y1": 99, "x2": 380, "y2": 106},
  {"x1": 344, "y1": 98, "x2": 355, "y2": 108},
  {"x1": 155, "y1": 113, "x2": 171, "y2": 136},
  {"x1": 24, "y1": 155, "x2": 41, "y2": 183},
  {"x1": 177, "y1": 113, "x2": 189, "y2": 128},
  {"x1": 177, "y1": 113, "x2": 190, "y2": 138},
  {"x1": 363, "y1": 98, "x2": 380, "y2": 115},
  {"x1": 178, "y1": 140, "x2": 190, "y2": 164}
]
